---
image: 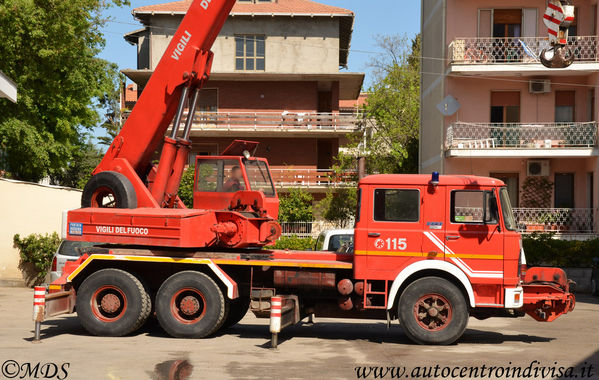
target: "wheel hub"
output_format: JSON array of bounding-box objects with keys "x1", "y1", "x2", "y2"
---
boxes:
[
  {"x1": 414, "y1": 293, "x2": 453, "y2": 331},
  {"x1": 179, "y1": 295, "x2": 201, "y2": 316},
  {"x1": 100, "y1": 293, "x2": 121, "y2": 313}
]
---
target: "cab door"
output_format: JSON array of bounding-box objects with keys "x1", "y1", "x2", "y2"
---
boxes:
[
  {"x1": 364, "y1": 186, "x2": 424, "y2": 280},
  {"x1": 443, "y1": 187, "x2": 504, "y2": 286}
]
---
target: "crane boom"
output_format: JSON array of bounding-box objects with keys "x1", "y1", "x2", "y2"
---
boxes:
[{"x1": 92, "y1": 0, "x2": 237, "y2": 208}]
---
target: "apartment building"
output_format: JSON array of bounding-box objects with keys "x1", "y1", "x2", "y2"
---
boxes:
[
  {"x1": 122, "y1": 0, "x2": 364, "y2": 197},
  {"x1": 421, "y1": 0, "x2": 599, "y2": 236}
]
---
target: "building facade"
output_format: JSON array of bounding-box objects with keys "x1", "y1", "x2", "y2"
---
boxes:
[
  {"x1": 421, "y1": 0, "x2": 599, "y2": 236},
  {"x1": 122, "y1": 0, "x2": 364, "y2": 197}
]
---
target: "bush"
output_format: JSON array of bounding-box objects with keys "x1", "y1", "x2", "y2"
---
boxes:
[
  {"x1": 13, "y1": 232, "x2": 61, "y2": 285},
  {"x1": 523, "y1": 233, "x2": 599, "y2": 267},
  {"x1": 272, "y1": 235, "x2": 316, "y2": 251},
  {"x1": 278, "y1": 188, "x2": 313, "y2": 222},
  {"x1": 178, "y1": 165, "x2": 195, "y2": 208},
  {"x1": 316, "y1": 187, "x2": 357, "y2": 227}
]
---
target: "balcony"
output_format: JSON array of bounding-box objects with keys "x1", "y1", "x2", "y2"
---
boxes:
[
  {"x1": 270, "y1": 168, "x2": 356, "y2": 190},
  {"x1": 514, "y1": 208, "x2": 596, "y2": 235},
  {"x1": 446, "y1": 122, "x2": 599, "y2": 157},
  {"x1": 189, "y1": 112, "x2": 362, "y2": 137},
  {"x1": 448, "y1": 36, "x2": 599, "y2": 75}
]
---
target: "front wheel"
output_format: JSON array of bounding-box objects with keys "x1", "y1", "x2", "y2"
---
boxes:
[
  {"x1": 398, "y1": 277, "x2": 468, "y2": 345},
  {"x1": 155, "y1": 271, "x2": 225, "y2": 338}
]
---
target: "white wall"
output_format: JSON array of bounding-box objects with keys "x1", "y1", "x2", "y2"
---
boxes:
[{"x1": 0, "y1": 179, "x2": 81, "y2": 285}]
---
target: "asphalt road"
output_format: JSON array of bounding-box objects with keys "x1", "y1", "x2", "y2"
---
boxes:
[{"x1": 0, "y1": 287, "x2": 598, "y2": 380}]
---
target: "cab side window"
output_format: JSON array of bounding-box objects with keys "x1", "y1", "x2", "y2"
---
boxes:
[
  {"x1": 451, "y1": 191, "x2": 498, "y2": 224},
  {"x1": 374, "y1": 189, "x2": 420, "y2": 222}
]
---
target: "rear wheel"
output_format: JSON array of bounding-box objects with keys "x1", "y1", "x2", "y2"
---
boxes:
[
  {"x1": 398, "y1": 277, "x2": 468, "y2": 345},
  {"x1": 76, "y1": 269, "x2": 151, "y2": 336},
  {"x1": 156, "y1": 271, "x2": 225, "y2": 338},
  {"x1": 81, "y1": 171, "x2": 137, "y2": 209}
]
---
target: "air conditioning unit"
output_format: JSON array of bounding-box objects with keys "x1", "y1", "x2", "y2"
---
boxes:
[
  {"x1": 527, "y1": 160, "x2": 551, "y2": 177},
  {"x1": 529, "y1": 79, "x2": 551, "y2": 94}
]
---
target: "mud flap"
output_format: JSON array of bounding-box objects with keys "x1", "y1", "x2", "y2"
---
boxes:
[{"x1": 522, "y1": 267, "x2": 575, "y2": 322}]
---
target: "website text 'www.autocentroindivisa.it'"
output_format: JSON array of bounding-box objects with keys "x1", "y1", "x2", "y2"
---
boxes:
[{"x1": 354, "y1": 361, "x2": 595, "y2": 379}]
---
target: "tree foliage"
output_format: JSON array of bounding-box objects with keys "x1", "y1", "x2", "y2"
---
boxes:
[
  {"x1": 178, "y1": 165, "x2": 196, "y2": 208},
  {"x1": 0, "y1": 0, "x2": 129, "y2": 182},
  {"x1": 316, "y1": 186, "x2": 357, "y2": 227},
  {"x1": 339, "y1": 34, "x2": 421, "y2": 174},
  {"x1": 278, "y1": 188, "x2": 314, "y2": 222},
  {"x1": 50, "y1": 140, "x2": 103, "y2": 189}
]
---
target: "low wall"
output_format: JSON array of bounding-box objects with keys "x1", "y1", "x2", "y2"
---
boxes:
[{"x1": 0, "y1": 179, "x2": 81, "y2": 286}]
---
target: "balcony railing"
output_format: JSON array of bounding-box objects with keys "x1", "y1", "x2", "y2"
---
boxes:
[
  {"x1": 449, "y1": 36, "x2": 599, "y2": 65},
  {"x1": 270, "y1": 169, "x2": 356, "y2": 189},
  {"x1": 514, "y1": 208, "x2": 596, "y2": 234},
  {"x1": 280, "y1": 220, "x2": 354, "y2": 238},
  {"x1": 446, "y1": 122, "x2": 598, "y2": 150},
  {"x1": 191, "y1": 112, "x2": 361, "y2": 133}
]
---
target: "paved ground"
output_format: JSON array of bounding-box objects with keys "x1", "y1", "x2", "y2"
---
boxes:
[{"x1": 0, "y1": 287, "x2": 598, "y2": 380}]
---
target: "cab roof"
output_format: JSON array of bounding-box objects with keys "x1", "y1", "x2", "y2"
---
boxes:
[{"x1": 359, "y1": 174, "x2": 505, "y2": 187}]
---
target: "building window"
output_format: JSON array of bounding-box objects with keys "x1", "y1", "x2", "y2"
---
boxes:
[
  {"x1": 235, "y1": 35, "x2": 265, "y2": 71},
  {"x1": 373, "y1": 189, "x2": 420, "y2": 222},
  {"x1": 555, "y1": 91, "x2": 575, "y2": 123}
]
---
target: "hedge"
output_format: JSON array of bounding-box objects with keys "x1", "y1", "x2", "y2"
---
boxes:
[
  {"x1": 272, "y1": 236, "x2": 316, "y2": 251},
  {"x1": 523, "y1": 233, "x2": 599, "y2": 267}
]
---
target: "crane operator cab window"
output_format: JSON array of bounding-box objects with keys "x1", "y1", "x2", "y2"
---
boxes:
[{"x1": 196, "y1": 159, "x2": 247, "y2": 193}]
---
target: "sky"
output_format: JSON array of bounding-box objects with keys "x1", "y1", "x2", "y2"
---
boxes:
[{"x1": 98, "y1": 0, "x2": 421, "y2": 85}]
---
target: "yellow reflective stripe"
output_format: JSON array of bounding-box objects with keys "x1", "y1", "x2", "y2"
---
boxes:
[
  {"x1": 66, "y1": 254, "x2": 352, "y2": 282},
  {"x1": 355, "y1": 250, "x2": 503, "y2": 260}
]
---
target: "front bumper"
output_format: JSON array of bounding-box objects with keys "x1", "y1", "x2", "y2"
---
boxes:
[{"x1": 521, "y1": 267, "x2": 575, "y2": 322}]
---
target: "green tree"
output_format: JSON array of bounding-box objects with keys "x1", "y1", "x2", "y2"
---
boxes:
[
  {"x1": 98, "y1": 76, "x2": 126, "y2": 147},
  {"x1": 50, "y1": 140, "x2": 103, "y2": 189},
  {"x1": 316, "y1": 187, "x2": 357, "y2": 228},
  {"x1": 278, "y1": 188, "x2": 314, "y2": 222},
  {"x1": 339, "y1": 34, "x2": 421, "y2": 174},
  {"x1": 0, "y1": 0, "x2": 129, "y2": 182},
  {"x1": 178, "y1": 165, "x2": 195, "y2": 208}
]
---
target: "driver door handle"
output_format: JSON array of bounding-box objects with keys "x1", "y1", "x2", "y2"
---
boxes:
[
  {"x1": 446, "y1": 235, "x2": 460, "y2": 241},
  {"x1": 368, "y1": 233, "x2": 381, "y2": 237}
]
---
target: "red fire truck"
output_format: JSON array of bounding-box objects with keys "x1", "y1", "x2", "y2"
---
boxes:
[{"x1": 35, "y1": 0, "x2": 574, "y2": 345}]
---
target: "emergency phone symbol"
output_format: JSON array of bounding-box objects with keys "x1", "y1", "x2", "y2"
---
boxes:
[{"x1": 374, "y1": 239, "x2": 385, "y2": 249}]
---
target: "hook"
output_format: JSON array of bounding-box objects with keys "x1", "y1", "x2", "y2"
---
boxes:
[{"x1": 540, "y1": 45, "x2": 575, "y2": 69}]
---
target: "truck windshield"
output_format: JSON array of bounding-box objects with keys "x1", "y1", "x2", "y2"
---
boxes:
[
  {"x1": 245, "y1": 160, "x2": 275, "y2": 197},
  {"x1": 499, "y1": 187, "x2": 517, "y2": 231}
]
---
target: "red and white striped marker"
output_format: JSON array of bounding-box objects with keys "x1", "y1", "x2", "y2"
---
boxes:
[
  {"x1": 544, "y1": 1, "x2": 565, "y2": 44},
  {"x1": 270, "y1": 296, "x2": 282, "y2": 334},
  {"x1": 33, "y1": 286, "x2": 46, "y2": 322}
]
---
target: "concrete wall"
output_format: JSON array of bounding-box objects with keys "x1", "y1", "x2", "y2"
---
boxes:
[
  {"x1": 148, "y1": 15, "x2": 340, "y2": 73},
  {"x1": 0, "y1": 179, "x2": 81, "y2": 286}
]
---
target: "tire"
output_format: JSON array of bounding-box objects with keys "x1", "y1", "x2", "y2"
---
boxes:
[
  {"x1": 81, "y1": 171, "x2": 137, "y2": 209},
  {"x1": 155, "y1": 271, "x2": 225, "y2": 338},
  {"x1": 76, "y1": 269, "x2": 152, "y2": 337},
  {"x1": 398, "y1": 277, "x2": 468, "y2": 345},
  {"x1": 220, "y1": 296, "x2": 250, "y2": 330}
]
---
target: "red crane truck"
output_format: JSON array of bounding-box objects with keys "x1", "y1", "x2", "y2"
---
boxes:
[{"x1": 36, "y1": 0, "x2": 575, "y2": 345}]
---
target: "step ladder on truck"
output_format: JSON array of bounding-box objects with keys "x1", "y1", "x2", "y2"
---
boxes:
[{"x1": 33, "y1": 0, "x2": 575, "y2": 345}]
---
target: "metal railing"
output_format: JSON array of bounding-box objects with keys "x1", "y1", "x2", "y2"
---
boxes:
[
  {"x1": 280, "y1": 220, "x2": 354, "y2": 238},
  {"x1": 449, "y1": 36, "x2": 599, "y2": 64},
  {"x1": 190, "y1": 111, "x2": 362, "y2": 133},
  {"x1": 446, "y1": 122, "x2": 598, "y2": 150},
  {"x1": 514, "y1": 208, "x2": 596, "y2": 234},
  {"x1": 270, "y1": 169, "x2": 356, "y2": 189}
]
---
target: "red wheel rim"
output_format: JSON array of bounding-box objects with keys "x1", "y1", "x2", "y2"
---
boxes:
[
  {"x1": 413, "y1": 293, "x2": 453, "y2": 332},
  {"x1": 91, "y1": 285, "x2": 127, "y2": 322},
  {"x1": 170, "y1": 288, "x2": 207, "y2": 324},
  {"x1": 90, "y1": 186, "x2": 117, "y2": 208}
]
